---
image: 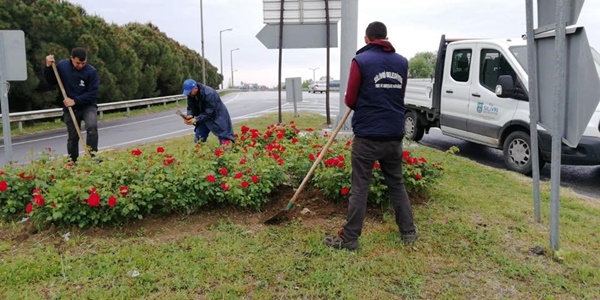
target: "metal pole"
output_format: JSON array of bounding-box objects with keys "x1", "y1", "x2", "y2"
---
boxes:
[
  {"x1": 277, "y1": 0, "x2": 284, "y2": 123},
  {"x1": 0, "y1": 34, "x2": 13, "y2": 164},
  {"x1": 324, "y1": 0, "x2": 331, "y2": 125},
  {"x1": 230, "y1": 48, "x2": 239, "y2": 88},
  {"x1": 525, "y1": 0, "x2": 542, "y2": 223},
  {"x1": 550, "y1": 0, "x2": 568, "y2": 251},
  {"x1": 335, "y1": 0, "x2": 358, "y2": 129},
  {"x1": 219, "y1": 28, "x2": 232, "y2": 90},
  {"x1": 200, "y1": 0, "x2": 206, "y2": 84}
]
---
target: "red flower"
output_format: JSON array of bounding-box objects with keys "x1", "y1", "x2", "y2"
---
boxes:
[
  {"x1": 214, "y1": 149, "x2": 225, "y2": 157},
  {"x1": 87, "y1": 193, "x2": 100, "y2": 207},
  {"x1": 277, "y1": 158, "x2": 284, "y2": 166},
  {"x1": 66, "y1": 162, "x2": 74, "y2": 169},
  {"x1": 0, "y1": 171, "x2": 5, "y2": 175},
  {"x1": 220, "y1": 167, "x2": 228, "y2": 176},
  {"x1": 292, "y1": 137, "x2": 298, "y2": 144},
  {"x1": 309, "y1": 154, "x2": 315, "y2": 161},
  {"x1": 33, "y1": 195, "x2": 45, "y2": 206},
  {"x1": 251, "y1": 175, "x2": 259, "y2": 183},
  {"x1": 341, "y1": 187, "x2": 350, "y2": 195},
  {"x1": 108, "y1": 196, "x2": 117, "y2": 207},
  {"x1": 131, "y1": 149, "x2": 142, "y2": 156},
  {"x1": 119, "y1": 186, "x2": 130, "y2": 196},
  {"x1": 276, "y1": 132, "x2": 284, "y2": 139},
  {"x1": 337, "y1": 162, "x2": 345, "y2": 168},
  {"x1": 19, "y1": 172, "x2": 33, "y2": 180},
  {"x1": 163, "y1": 156, "x2": 175, "y2": 166},
  {"x1": 414, "y1": 174, "x2": 422, "y2": 180},
  {"x1": 373, "y1": 162, "x2": 380, "y2": 169},
  {"x1": 419, "y1": 157, "x2": 427, "y2": 164},
  {"x1": 206, "y1": 174, "x2": 216, "y2": 183},
  {"x1": 157, "y1": 147, "x2": 165, "y2": 153},
  {"x1": 0, "y1": 180, "x2": 7, "y2": 192},
  {"x1": 26, "y1": 203, "x2": 33, "y2": 214},
  {"x1": 345, "y1": 140, "x2": 352, "y2": 146},
  {"x1": 241, "y1": 181, "x2": 249, "y2": 188},
  {"x1": 239, "y1": 157, "x2": 247, "y2": 165},
  {"x1": 241, "y1": 125, "x2": 250, "y2": 134},
  {"x1": 221, "y1": 182, "x2": 230, "y2": 191},
  {"x1": 32, "y1": 188, "x2": 42, "y2": 195},
  {"x1": 89, "y1": 187, "x2": 97, "y2": 194},
  {"x1": 234, "y1": 172, "x2": 243, "y2": 179}
]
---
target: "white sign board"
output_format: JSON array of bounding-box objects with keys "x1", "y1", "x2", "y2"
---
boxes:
[
  {"x1": 256, "y1": 23, "x2": 338, "y2": 49},
  {"x1": 262, "y1": 0, "x2": 341, "y2": 24},
  {"x1": 0, "y1": 30, "x2": 27, "y2": 81}
]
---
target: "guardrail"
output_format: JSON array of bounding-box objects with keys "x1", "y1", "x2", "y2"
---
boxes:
[{"x1": 0, "y1": 95, "x2": 186, "y2": 132}]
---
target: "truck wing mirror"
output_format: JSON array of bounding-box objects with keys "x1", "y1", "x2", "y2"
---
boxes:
[{"x1": 495, "y1": 75, "x2": 515, "y2": 98}]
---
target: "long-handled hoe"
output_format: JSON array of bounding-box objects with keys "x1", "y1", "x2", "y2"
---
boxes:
[{"x1": 51, "y1": 62, "x2": 92, "y2": 157}]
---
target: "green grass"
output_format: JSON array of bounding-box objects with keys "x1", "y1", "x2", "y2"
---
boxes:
[{"x1": 1, "y1": 112, "x2": 599, "y2": 299}]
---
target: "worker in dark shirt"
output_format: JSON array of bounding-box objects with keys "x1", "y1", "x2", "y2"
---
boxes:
[{"x1": 44, "y1": 47, "x2": 99, "y2": 162}]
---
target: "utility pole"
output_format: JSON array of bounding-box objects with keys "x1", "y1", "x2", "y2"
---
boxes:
[
  {"x1": 219, "y1": 28, "x2": 232, "y2": 89},
  {"x1": 309, "y1": 67, "x2": 319, "y2": 82}
]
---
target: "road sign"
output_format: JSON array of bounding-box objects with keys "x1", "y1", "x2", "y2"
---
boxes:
[
  {"x1": 262, "y1": 0, "x2": 341, "y2": 24},
  {"x1": 537, "y1": 0, "x2": 584, "y2": 28},
  {"x1": 256, "y1": 23, "x2": 338, "y2": 49},
  {"x1": 535, "y1": 26, "x2": 600, "y2": 147},
  {"x1": 0, "y1": 30, "x2": 27, "y2": 80}
]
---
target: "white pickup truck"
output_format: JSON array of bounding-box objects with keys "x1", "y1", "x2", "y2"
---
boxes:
[{"x1": 404, "y1": 35, "x2": 600, "y2": 175}]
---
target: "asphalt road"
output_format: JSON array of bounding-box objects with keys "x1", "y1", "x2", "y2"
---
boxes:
[
  {"x1": 0, "y1": 91, "x2": 340, "y2": 165},
  {"x1": 419, "y1": 128, "x2": 600, "y2": 199}
]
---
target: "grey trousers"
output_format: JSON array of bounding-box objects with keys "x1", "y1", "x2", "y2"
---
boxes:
[
  {"x1": 64, "y1": 106, "x2": 98, "y2": 162},
  {"x1": 342, "y1": 137, "x2": 416, "y2": 241}
]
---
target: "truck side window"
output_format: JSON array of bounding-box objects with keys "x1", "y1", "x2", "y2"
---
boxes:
[
  {"x1": 450, "y1": 49, "x2": 472, "y2": 82},
  {"x1": 480, "y1": 49, "x2": 517, "y2": 92}
]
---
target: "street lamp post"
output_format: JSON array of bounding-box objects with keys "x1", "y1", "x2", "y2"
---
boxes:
[
  {"x1": 219, "y1": 28, "x2": 232, "y2": 89},
  {"x1": 230, "y1": 48, "x2": 239, "y2": 88},
  {"x1": 200, "y1": 0, "x2": 206, "y2": 84},
  {"x1": 308, "y1": 67, "x2": 319, "y2": 82}
]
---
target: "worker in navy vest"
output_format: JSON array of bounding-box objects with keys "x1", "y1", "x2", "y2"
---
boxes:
[
  {"x1": 182, "y1": 79, "x2": 235, "y2": 144},
  {"x1": 324, "y1": 21, "x2": 418, "y2": 251}
]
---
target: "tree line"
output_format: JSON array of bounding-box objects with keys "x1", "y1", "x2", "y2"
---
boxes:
[{"x1": 0, "y1": 0, "x2": 221, "y2": 113}]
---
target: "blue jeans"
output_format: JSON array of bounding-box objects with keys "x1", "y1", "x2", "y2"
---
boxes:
[
  {"x1": 63, "y1": 106, "x2": 98, "y2": 162},
  {"x1": 194, "y1": 123, "x2": 231, "y2": 144}
]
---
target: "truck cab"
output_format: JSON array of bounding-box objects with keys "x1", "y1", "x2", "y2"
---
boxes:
[{"x1": 404, "y1": 35, "x2": 600, "y2": 175}]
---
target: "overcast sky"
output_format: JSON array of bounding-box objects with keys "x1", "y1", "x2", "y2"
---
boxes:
[{"x1": 67, "y1": 0, "x2": 600, "y2": 87}]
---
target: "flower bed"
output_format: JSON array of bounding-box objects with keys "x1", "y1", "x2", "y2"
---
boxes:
[{"x1": 0, "y1": 121, "x2": 444, "y2": 228}]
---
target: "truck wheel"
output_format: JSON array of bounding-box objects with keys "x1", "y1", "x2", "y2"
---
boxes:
[
  {"x1": 404, "y1": 111, "x2": 424, "y2": 142},
  {"x1": 503, "y1": 131, "x2": 533, "y2": 175}
]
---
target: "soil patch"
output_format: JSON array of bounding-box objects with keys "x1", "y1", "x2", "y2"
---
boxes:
[{"x1": 3, "y1": 186, "x2": 388, "y2": 245}]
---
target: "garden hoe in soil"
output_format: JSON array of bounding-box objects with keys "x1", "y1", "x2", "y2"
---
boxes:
[
  {"x1": 263, "y1": 109, "x2": 352, "y2": 225},
  {"x1": 51, "y1": 62, "x2": 92, "y2": 158}
]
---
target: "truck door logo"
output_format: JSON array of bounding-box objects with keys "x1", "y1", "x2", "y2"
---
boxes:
[{"x1": 476, "y1": 102, "x2": 499, "y2": 115}]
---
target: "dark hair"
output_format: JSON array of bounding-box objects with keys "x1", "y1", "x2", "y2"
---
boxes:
[
  {"x1": 71, "y1": 47, "x2": 88, "y2": 61},
  {"x1": 365, "y1": 21, "x2": 387, "y2": 41}
]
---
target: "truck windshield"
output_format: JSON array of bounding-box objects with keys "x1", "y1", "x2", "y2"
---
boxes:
[{"x1": 510, "y1": 45, "x2": 600, "y2": 79}]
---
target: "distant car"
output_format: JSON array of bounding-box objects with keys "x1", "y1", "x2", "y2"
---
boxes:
[{"x1": 309, "y1": 80, "x2": 341, "y2": 93}]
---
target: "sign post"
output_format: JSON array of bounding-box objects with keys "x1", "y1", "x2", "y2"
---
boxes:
[
  {"x1": 0, "y1": 30, "x2": 27, "y2": 165},
  {"x1": 529, "y1": 0, "x2": 600, "y2": 251}
]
